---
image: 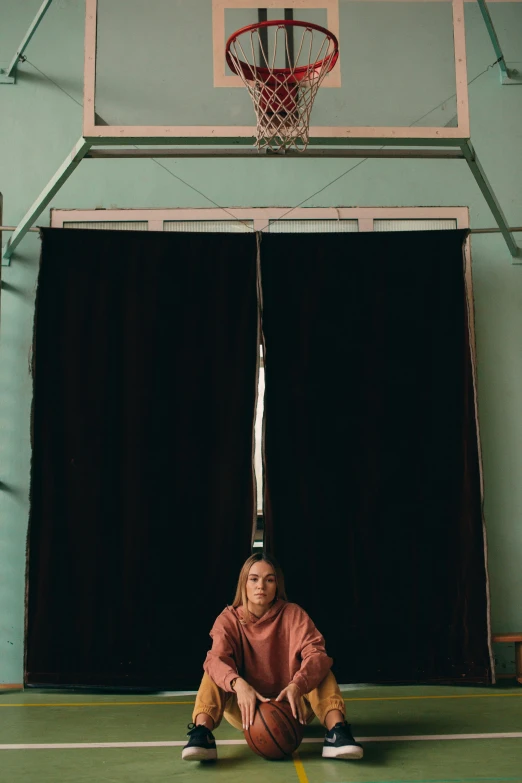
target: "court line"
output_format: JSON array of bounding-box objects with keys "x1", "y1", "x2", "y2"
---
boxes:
[
  {"x1": 339, "y1": 733, "x2": 522, "y2": 742},
  {"x1": 2, "y1": 732, "x2": 522, "y2": 750},
  {"x1": 343, "y1": 694, "x2": 522, "y2": 703},
  {"x1": 292, "y1": 751, "x2": 310, "y2": 783},
  {"x1": 0, "y1": 701, "x2": 195, "y2": 707},
  {"x1": 323, "y1": 779, "x2": 522, "y2": 783},
  {"x1": 1, "y1": 693, "x2": 522, "y2": 708}
]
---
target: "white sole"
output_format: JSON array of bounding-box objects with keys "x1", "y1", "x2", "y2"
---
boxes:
[
  {"x1": 181, "y1": 746, "x2": 218, "y2": 762},
  {"x1": 322, "y1": 745, "x2": 364, "y2": 760}
]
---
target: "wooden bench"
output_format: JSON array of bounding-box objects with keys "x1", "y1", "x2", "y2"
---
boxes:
[{"x1": 492, "y1": 633, "x2": 522, "y2": 684}]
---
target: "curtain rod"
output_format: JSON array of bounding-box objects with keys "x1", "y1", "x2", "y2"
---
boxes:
[
  {"x1": 1, "y1": 226, "x2": 39, "y2": 232},
  {"x1": 470, "y1": 227, "x2": 522, "y2": 234},
  {"x1": 1, "y1": 226, "x2": 522, "y2": 235}
]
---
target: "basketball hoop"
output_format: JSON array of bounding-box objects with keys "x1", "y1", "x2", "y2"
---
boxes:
[{"x1": 225, "y1": 20, "x2": 339, "y2": 152}]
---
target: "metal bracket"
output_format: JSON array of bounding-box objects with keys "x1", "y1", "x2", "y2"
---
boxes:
[
  {"x1": 476, "y1": 0, "x2": 521, "y2": 86},
  {"x1": 1, "y1": 137, "x2": 92, "y2": 266},
  {"x1": 1, "y1": 239, "x2": 11, "y2": 266},
  {"x1": 502, "y1": 67, "x2": 522, "y2": 86},
  {"x1": 460, "y1": 139, "x2": 521, "y2": 263},
  {"x1": 0, "y1": 63, "x2": 15, "y2": 84},
  {"x1": 0, "y1": 0, "x2": 54, "y2": 85}
]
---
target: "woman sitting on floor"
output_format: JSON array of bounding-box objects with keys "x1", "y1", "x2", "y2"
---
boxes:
[{"x1": 182, "y1": 552, "x2": 363, "y2": 763}]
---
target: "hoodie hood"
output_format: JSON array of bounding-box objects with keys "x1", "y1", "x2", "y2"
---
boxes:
[{"x1": 227, "y1": 598, "x2": 286, "y2": 626}]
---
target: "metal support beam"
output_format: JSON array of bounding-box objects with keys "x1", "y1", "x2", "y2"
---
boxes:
[
  {"x1": 83, "y1": 135, "x2": 468, "y2": 148},
  {"x1": 2, "y1": 137, "x2": 520, "y2": 264},
  {"x1": 1, "y1": 137, "x2": 91, "y2": 266},
  {"x1": 85, "y1": 148, "x2": 465, "y2": 160},
  {"x1": 476, "y1": 0, "x2": 521, "y2": 85},
  {"x1": 0, "y1": 0, "x2": 54, "y2": 84},
  {"x1": 460, "y1": 139, "x2": 521, "y2": 262}
]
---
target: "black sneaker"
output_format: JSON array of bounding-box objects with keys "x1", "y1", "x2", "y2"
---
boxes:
[
  {"x1": 181, "y1": 723, "x2": 218, "y2": 761},
  {"x1": 322, "y1": 721, "x2": 364, "y2": 760}
]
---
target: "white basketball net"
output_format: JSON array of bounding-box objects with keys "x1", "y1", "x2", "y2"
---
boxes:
[{"x1": 227, "y1": 24, "x2": 338, "y2": 152}]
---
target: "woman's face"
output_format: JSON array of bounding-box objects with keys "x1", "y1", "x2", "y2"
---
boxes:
[{"x1": 246, "y1": 560, "x2": 277, "y2": 615}]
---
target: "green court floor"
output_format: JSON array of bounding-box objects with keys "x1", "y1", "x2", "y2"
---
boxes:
[{"x1": 1, "y1": 683, "x2": 522, "y2": 783}]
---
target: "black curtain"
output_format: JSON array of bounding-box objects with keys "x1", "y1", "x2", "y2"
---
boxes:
[
  {"x1": 261, "y1": 230, "x2": 492, "y2": 684},
  {"x1": 26, "y1": 228, "x2": 259, "y2": 688}
]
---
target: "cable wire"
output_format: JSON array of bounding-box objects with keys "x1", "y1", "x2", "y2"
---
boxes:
[
  {"x1": 22, "y1": 57, "x2": 255, "y2": 231},
  {"x1": 19, "y1": 54, "x2": 504, "y2": 234},
  {"x1": 266, "y1": 57, "x2": 503, "y2": 229},
  {"x1": 24, "y1": 57, "x2": 83, "y2": 109}
]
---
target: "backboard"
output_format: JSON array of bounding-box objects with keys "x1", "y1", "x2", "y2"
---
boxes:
[{"x1": 83, "y1": 0, "x2": 469, "y2": 146}]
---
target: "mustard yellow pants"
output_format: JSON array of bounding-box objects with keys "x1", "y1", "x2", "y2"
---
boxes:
[{"x1": 193, "y1": 671, "x2": 346, "y2": 730}]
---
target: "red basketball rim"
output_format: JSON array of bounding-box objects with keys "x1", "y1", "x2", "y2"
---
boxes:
[{"x1": 225, "y1": 19, "x2": 339, "y2": 84}]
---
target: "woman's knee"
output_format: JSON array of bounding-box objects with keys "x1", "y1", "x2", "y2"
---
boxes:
[{"x1": 223, "y1": 693, "x2": 243, "y2": 731}]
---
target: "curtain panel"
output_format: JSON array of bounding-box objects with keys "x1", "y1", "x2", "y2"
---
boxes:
[
  {"x1": 26, "y1": 228, "x2": 259, "y2": 688},
  {"x1": 261, "y1": 230, "x2": 492, "y2": 684}
]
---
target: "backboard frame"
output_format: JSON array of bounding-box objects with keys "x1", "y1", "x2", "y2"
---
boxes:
[
  {"x1": 83, "y1": 0, "x2": 470, "y2": 144},
  {"x1": 213, "y1": 0, "x2": 342, "y2": 88}
]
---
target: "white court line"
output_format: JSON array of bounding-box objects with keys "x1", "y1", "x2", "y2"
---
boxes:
[{"x1": 2, "y1": 733, "x2": 522, "y2": 750}]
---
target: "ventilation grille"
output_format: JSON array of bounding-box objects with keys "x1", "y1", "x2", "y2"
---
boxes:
[
  {"x1": 61, "y1": 218, "x2": 460, "y2": 234},
  {"x1": 374, "y1": 219, "x2": 457, "y2": 232},
  {"x1": 63, "y1": 221, "x2": 148, "y2": 231},
  {"x1": 163, "y1": 220, "x2": 253, "y2": 233},
  {"x1": 268, "y1": 220, "x2": 359, "y2": 233}
]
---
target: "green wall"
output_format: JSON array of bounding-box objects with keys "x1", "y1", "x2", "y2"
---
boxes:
[{"x1": 1, "y1": 0, "x2": 521, "y2": 686}]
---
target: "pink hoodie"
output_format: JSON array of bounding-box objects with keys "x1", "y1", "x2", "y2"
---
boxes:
[{"x1": 203, "y1": 599, "x2": 333, "y2": 698}]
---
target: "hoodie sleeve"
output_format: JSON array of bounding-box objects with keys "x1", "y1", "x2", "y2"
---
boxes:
[
  {"x1": 289, "y1": 606, "x2": 333, "y2": 695},
  {"x1": 203, "y1": 611, "x2": 243, "y2": 693}
]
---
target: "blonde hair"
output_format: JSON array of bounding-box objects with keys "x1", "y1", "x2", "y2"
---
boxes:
[{"x1": 232, "y1": 553, "x2": 287, "y2": 620}]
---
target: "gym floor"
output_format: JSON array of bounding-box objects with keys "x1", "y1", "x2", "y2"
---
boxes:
[{"x1": 1, "y1": 682, "x2": 521, "y2": 782}]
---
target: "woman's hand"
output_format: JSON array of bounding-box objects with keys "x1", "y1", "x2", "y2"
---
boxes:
[
  {"x1": 275, "y1": 683, "x2": 306, "y2": 724},
  {"x1": 233, "y1": 678, "x2": 269, "y2": 730}
]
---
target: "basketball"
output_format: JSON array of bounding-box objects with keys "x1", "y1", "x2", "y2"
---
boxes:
[{"x1": 244, "y1": 700, "x2": 305, "y2": 760}]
